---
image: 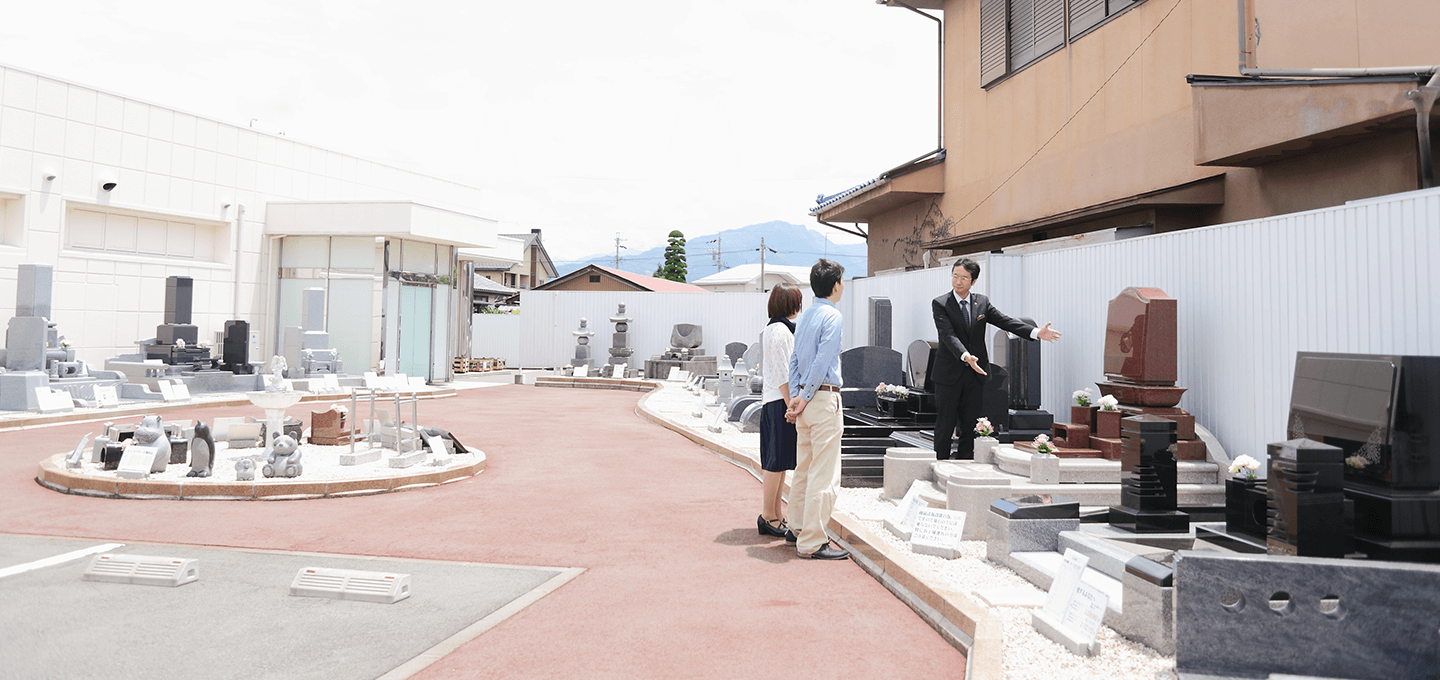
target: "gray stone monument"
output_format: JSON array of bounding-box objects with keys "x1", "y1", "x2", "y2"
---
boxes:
[
  {"x1": 724, "y1": 342, "x2": 747, "y2": 367},
  {"x1": 571, "y1": 318, "x2": 594, "y2": 369},
  {"x1": 145, "y1": 276, "x2": 212, "y2": 366},
  {"x1": 645, "y1": 323, "x2": 716, "y2": 378},
  {"x1": 282, "y1": 288, "x2": 343, "y2": 379},
  {"x1": 868, "y1": 297, "x2": 892, "y2": 348},
  {"x1": 607, "y1": 303, "x2": 633, "y2": 375},
  {"x1": 0, "y1": 264, "x2": 123, "y2": 411}
]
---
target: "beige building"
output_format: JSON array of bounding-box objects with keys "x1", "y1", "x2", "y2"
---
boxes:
[
  {"x1": 462, "y1": 229, "x2": 556, "y2": 291},
  {"x1": 535, "y1": 265, "x2": 709, "y2": 293},
  {"x1": 814, "y1": 0, "x2": 1440, "y2": 272}
]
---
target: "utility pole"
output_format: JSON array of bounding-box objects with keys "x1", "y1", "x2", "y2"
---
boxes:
[
  {"x1": 613, "y1": 233, "x2": 627, "y2": 268},
  {"x1": 759, "y1": 237, "x2": 766, "y2": 293},
  {"x1": 706, "y1": 237, "x2": 723, "y2": 274}
]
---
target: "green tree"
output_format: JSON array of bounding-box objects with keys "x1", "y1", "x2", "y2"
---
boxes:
[{"x1": 657, "y1": 230, "x2": 687, "y2": 282}]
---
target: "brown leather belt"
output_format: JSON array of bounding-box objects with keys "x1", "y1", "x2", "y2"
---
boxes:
[{"x1": 805, "y1": 384, "x2": 840, "y2": 393}]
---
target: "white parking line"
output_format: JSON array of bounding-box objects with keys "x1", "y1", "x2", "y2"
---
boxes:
[{"x1": 0, "y1": 543, "x2": 125, "y2": 579}]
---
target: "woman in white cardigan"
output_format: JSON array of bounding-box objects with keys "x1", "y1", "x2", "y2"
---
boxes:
[{"x1": 758, "y1": 283, "x2": 803, "y2": 537}]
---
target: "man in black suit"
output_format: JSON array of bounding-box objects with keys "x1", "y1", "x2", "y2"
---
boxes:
[{"x1": 931, "y1": 258, "x2": 1061, "y2": 460}]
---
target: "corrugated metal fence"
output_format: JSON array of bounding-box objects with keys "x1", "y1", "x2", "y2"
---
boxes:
[{"x1": 481, "y1": 187, "x2": 1439, "y2": 466}]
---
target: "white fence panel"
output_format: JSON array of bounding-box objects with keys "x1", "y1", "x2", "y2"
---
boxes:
[
  {"x1": 471, "y1": 313, "x2": 521, "y2": 366},
  {"x1": 518, "y1": 290, "x2": 796, "y2": 370}
]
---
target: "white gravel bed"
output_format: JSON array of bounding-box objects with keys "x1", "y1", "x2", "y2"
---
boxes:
[{"x1": 838, "y1": 487, "x2": 1177, "y2": 680}]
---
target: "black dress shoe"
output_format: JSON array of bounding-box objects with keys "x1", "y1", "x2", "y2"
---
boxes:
[
  {"x1": 757, "y1": 515, "x2": 787, "y2": 538},
  {"x1": 805, "y1": 542, "x2": 850, "y2": 560},
  {"x1": 784, "y1": 529, "x2": 797, "y2": 545}
]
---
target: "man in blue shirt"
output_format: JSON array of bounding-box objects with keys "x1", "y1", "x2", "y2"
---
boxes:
[{"x1": 784, "y1": 259, "x2": 850, "y2": 560}]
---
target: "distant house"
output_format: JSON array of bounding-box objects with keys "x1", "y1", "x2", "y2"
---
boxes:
[
  {"x1": 534, "y1": 264, "x2": 709, "y2": 293},
  {"x1": 460, "y1": 228, "x2": 557, "y2": 292},
  {"x1": 471, "y1": 276, "x2": 518, "y2": 311},
  {"x1": 691, "y1": 263, "x2": 813, "y2": 294}
]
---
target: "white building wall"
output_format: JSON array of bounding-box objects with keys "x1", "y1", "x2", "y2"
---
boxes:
[{"x1": 0, "y1": 64, "x2": 486, "y2": 367}]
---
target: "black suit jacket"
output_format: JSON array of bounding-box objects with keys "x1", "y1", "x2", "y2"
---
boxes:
[{"x1": 930, "y1": 292, "x2": 1035, "y2": 387}]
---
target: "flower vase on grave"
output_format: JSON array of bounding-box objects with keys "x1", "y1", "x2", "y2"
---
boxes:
[
  {"x1": 973, "y1": 436, "x2": 999, "y2": 465},
  {"x1": 876, "y1": 395, "x2": 907, "y2": 419},
  {"x1": 1095, "y1": 409, "x2": 1123, "y2": 439},
  {"x1": 1224, "y1": 476, "x2": 1268, "y2": 540},
  {"x1": 1071, "y1": 405, "x2": 1098, "y2": 429}
]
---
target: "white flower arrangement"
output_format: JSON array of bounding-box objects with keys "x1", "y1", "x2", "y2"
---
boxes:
[
  {"x1": 1033, "y1": 433, "x2": 1055, "y2": 454},
  {"x1": 1073, "y1": 388, "x2": 1093, "y2": 407},
  {"x1": 975, "y1": 417, "x2": 995, "y2": 437},
  {"x1": 875, "y1": 383, "x2": 910, "y2": 398},
  {"x1": 1227, "y1": 454, "x2": 1261, "y2": 479},
  {"x1": 1345, "y1": 455, "x2": 1367, "y2": 469},
  {"x1": 1097, "y1": 394, "x2": 1119, "y2": 411}
]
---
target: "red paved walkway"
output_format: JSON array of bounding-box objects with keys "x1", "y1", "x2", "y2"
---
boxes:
[{"x1": 0, "y1": 384, "x2": 964, "y2": 679}]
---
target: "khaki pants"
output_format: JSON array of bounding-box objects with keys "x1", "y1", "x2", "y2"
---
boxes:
[{"x1": 790, "y1": 389, "x2": 842, "y2": 555}]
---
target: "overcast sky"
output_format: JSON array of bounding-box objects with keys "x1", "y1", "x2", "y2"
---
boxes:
[{"x1": 0, "y1": 0, "x2": 937, "y2": 263}]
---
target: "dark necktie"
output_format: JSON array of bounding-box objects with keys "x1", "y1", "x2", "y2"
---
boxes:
[{"x1": 959, "y1": 298, "x2": 970, "y2": 327}]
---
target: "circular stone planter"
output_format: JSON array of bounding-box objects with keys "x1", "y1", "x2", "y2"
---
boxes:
[{"x1": 35, "y1": 448, "x2": 486, "y2": 501}]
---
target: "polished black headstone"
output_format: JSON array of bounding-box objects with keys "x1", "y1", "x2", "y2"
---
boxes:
[
  {"x1": 1266, "y1": 438, "x2": 1353, "y2": 558},
  {"x1": 906, "y1": 340, "x2": 938, "y2": 393},
  {"x1": 222, "y1": 320, "x2": 253, "y2": 374},
  {"x1": 1109, "y1": 415, "x2": 1189, "y2": 533},
  {"x1": 992, "y1": 317, "x2": 1042, "y2": 410},
  {"x1": 867, "y1": 296, "x2": 891, "y2": 348},
  {"x1": 839, "y1": 345, "x2": 903, "y2": 409},
  {"x1": 990, "y1": 494, "x2": 1080, "y2": 519},
  {"x1": 164, "y1": 276, "x2": 194, "y2": 326},
  {"x1": 1224, "y1": 477, "x2": 1268, "y2": 541}
]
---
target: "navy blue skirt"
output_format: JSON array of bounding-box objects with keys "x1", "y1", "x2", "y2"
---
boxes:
[{"x1": 759, "y1": 399, "x2": 797, "y2": 472}]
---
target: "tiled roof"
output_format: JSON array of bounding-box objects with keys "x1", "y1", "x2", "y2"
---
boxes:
[
  {"x1": 472, "y1": 277, "x2": 518, "y2": 294},
  {"x1": 594, "y1": 265, "x2": 709, "y2": 292}
]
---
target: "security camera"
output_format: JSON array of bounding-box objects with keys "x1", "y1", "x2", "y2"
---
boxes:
[
  {"x1": 99, "y1": 175, "x2": 118, "y2": 192},
  {"x1": 42, "y1": 168, "x2": 57, "y2": 182}
]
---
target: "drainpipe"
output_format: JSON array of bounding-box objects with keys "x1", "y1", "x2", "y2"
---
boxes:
[
  {"x1": 233, "y1": 203, "x2": 245, "y2": 318},
  {"x1": 1236, "y1": 0, "x2": 1439, "y2": 187}
]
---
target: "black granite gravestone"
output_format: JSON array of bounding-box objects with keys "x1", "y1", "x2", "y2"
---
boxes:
[
  {"x1": 904, "y1": 340, "x2": 939, "y2": 424},
  {"x1": 1288, "y1": 352, "x2": 1440, "y2": 561},
  {"x1": 1109, "y1": 415, "x2": 1189, "y2": 533},
  {"x1": 1266, "y1": 438, "x2": 1353, "y2": 558},
  {"x1": 146, "y1": 276, "x2": 212, "y2": 366},
  {"x1": 222, "y1": 319, "x2": 254, "y2": 374},
  {"x1": 839, "y1": 345, "x2": 903, "y2": 409},
  {"x1": 868, "y1": 297, "x2": 891, "y2": 348}
]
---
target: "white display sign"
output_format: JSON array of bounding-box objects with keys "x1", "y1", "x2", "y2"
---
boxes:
[
  {"x1": 93, "y1": 385, "x2": 120, "y2": 408},
  {"x1": 909, "y1": 507, "x2": 968, "y2": 559},
  {"x1": 156, "y1": 381, "x2": 175, "y2": 401},
  {"x1": 170, "y1": 383, "x2": 192, "y2": 401},
  {"x1": 33, "y1": 387, "x2": 74, "y2": 413},
  {"x1": 884, "y1": 480, "x2": 930, "y2": 540},
  {"x1": 573, "y1": 365, "x2": 589, "y2": 378},
  {"x1": 1042, "y1": 548, "x2": 1090, "y2": 618},
  {"x1": 1061, "y1": 580, "x2": 1109, "y2": 644}
]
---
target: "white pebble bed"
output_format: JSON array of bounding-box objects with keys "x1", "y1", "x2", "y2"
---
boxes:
[{"x1": 646, "y1": 382, "x2": 1178, "y2": 679}]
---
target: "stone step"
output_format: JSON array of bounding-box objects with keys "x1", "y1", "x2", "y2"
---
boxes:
[{"x1": 1057, "y1": 530, "x2": 1173, "y2": 583}]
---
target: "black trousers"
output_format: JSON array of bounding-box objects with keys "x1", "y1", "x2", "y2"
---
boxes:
[{"x1": 933, "y1": 378, "x2": 982, "y2": 460}]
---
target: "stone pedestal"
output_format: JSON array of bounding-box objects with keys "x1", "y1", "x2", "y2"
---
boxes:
[
  {"x1": 1109, "y1": 415, "x2": 1189, "y2": 533},
  {"x1": 883, "y1": 447, "x2": 935, "y2": 500}
]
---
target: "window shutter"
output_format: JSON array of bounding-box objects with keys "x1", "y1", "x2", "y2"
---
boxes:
[
  {"x1": 1008, "y1": 0, "x2": 1036, "y2": 68},
  {"x1": 1070, "y1": 0, "x2": 1105, "y2": 37},
  {"x1": 1034, "y1": 0, "x2": 1064, "y2": 54},
  {"x1": 980, "y1": 0, "x2": 1009, "y2": 86},
  {"x1": 1107, "y1": 0, "x2": 1137, "y2": 13}
]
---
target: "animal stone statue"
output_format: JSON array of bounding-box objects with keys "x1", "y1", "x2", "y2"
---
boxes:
[
  {"x1": 263, "y1": 433, "x2": 303, "y2": 478},
  {"x1": 187, "y1": 421, "x2": 215, "y2": 478},
  {"x1": 134, "y1": 415, "x2": 169, "y2": 473},
  {"x1": 235, "y1": 458, "x2": 256, "y2": 481}
]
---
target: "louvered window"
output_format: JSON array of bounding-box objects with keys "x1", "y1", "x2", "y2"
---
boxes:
[{"x1": 981, "y1": 0, "x2": 1146, "y2": 87}]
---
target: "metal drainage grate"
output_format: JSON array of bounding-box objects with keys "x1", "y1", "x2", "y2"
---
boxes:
[
  {"x1": 82, "y1": 554, "x2": 199, "y2": 587},
  {"x1": 289, "y1": 567, "x2": 411, "y2": 604}
]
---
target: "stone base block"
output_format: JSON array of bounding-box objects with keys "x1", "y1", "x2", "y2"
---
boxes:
[
  {"x1": 911, "y1": 536, "x2": 960, "y2": 559},
  {"x1": 1091, "y1": 437, "x2": 1123, "y2": 460},
  {"x1": 1052, "y1": 422, "x2": 1091, "y2": 449},
  {"x1": 985, "y1": 512, "x2": 1080, "y2": 560},
  {"x1": 1120, "y1": 406, "x2": 1195, "y2": 439},
  {"x1": 1094, "y1": 409, "x2": 1123, "y2": 438},
  {"x1": 340, "y1": 448, "x2": 383, "y2": 466},
  {"x1": 1070, "y1": 405, "x2": 1097, "y2": 430},
  {"x1": 1108, "y1": 506, "x2": 1190, "y2": 533},
  {"x1": 1096, "y1": 381, "x2": 1186, "y2": 407},
  {"x1": 883, "y1": 447, "x2": 936, "y2": 500},
  {"x1": 388, "y1": 450, "x2": 426, "y2": 468},
  {"x1": 1030, "y1": 456, "x2": 1059, "y2": 484},
  {"x1": 1175, "y1": 439, "x2": 1207, "y2": 460},
  {"x1": 0, "y1": 371, "x2": 49, "y2": 410}
]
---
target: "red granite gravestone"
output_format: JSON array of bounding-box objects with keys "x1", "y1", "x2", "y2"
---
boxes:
[{"x1": 1092, "y1": 287, "x2": 1206, "y2": 460}]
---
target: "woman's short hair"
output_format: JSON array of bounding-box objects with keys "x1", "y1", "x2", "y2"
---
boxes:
[{"x1": 767, "y1": 282, "x2": 803, "y2": 318}]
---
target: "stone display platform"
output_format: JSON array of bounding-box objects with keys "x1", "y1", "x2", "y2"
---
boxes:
[{"x1": 37, "y1": 439, "x2": 484, "y2": 500}]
